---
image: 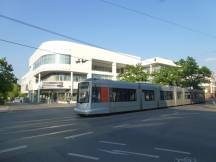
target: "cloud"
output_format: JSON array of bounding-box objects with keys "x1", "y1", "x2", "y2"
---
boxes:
[{"x1": 205, "y1": 57, "x2": 216, "y2": 62}]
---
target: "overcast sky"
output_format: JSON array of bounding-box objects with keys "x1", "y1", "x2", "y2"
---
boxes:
[{"x1": 1, "y1": 0, "x2": 216, "y2": 79}]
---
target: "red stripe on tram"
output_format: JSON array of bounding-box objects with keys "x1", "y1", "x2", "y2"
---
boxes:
[{"x1": 100, "y1": 87, "x2": 109, "y2": 102}]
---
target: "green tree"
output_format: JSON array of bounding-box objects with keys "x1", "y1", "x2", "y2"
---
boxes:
[
  {"x1": 176, "y1": 57, "x2": 211, "y2": 89},
  {"x1": 0, "y1": 57, "x2": 17, "y2": 104},
  {"x1": 152, "y1": 66, "x2": 181, "y2": 86},
  {"x1": 152, "y1": 56, "x2": 211, "y2": 89},
  {"x1": 118, "y1": 63, "x2": 149, "y2": 83},
  {"x1": 7, "y1": 83, "x2": 21, "y2": 101}
]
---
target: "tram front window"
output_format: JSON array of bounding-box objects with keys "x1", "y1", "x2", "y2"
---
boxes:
[{"x1": 77, "y1": 82, "x2": 89, "y2": 103}]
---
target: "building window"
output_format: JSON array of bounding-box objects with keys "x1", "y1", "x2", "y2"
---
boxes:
[
  {"x1": 110, "y1": 88, "x2": 136, "y2": 102},
  {"x1": 160, "y1": 91, "x2": 173, "y2": 100},
  {"x1": 73, "y1": 73, "x2": 87, "y2": 82},
  {"x1": 59, "y1": 73, "x2": 71, "y2": 81},
  {"x1": 33, "y1": 54, "x2": 71, "y2": 70},
  {"x1": 92, "y1": 60, "x2": 112, "y2": 72},
  {"x1": 42, "y1": 73, "x2": 71, "y2": 81},
  {"x1": 143, "y1": 90, "x2": 155, "y2": 101},
  {"x1": 57, "y1": 54, "x2": 71, "y2": 64},
  {"x1": 92, "y1": 74, "x2": 112, "y2": 80}
]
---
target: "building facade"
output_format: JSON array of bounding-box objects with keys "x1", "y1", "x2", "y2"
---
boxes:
[
  {"x1": 142, "y1": 57, "x2": 177, "y2": 74},
  {"x1": 21, "y1": 41, "x2": 141, "y2": 103},
  {"x1": 21, "y1": 40, "x2": 215, "y2": 103}
]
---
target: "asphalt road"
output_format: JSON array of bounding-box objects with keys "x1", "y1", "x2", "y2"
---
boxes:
[{"x1": 0, "y1": 104, "x2": 216, "y2": 162}]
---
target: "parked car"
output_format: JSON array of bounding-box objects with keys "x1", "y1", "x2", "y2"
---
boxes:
[{"x1": 13, "y1": 97, "x2": 23, "y2": 103}]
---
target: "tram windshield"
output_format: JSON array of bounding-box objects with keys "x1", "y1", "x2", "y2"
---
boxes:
[{"x1": 77, "y1": 82, "x2": 89, "y2": 103}]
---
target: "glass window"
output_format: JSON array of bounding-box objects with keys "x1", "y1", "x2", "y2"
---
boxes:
[
  {"x1": 110, "y1": 88, "x2": 136, "y2": 102},
  {"x1": 92, "y1": 74, "x2": 112, "y2": 80},
  {"x1": 177, "y1": 91, "x2": 182, "y2": 99},
  {"x1": 57, "y1": 54, "x2": 71, "y2": 64},
  {"x1": 42, "y1": 73, "x2": 71, "y2": 81},
  {"x1": 160, "y1": 91, "x2": 173, "y2": 100},
  {"x1": 92, "y1": 60, "x2": 112, "y2": 72},
  {"x1": 92, "y1": 87, "x2": 109, "y2": 103},
  {"x1": 73, "y1": 73, "x2": 87, "y2": 82},
  {"x1": 77, "y1": 82, "x2": 89, "y2": 103},
  {"x1": 116, "y1": 67, "x2": 124, "y2": 73},
  {"x1": 92, "y1": 87, "x2": 101, "y2": 103},
  {"x1": 143, "y1": 90, "x2": 155, "y2": 101},
  {"x1": 33, "y1": 54, "x2": 71, "y2": 70},
  {"x1": 185, "y1": 92, "x2": 191, "y2": 99}
]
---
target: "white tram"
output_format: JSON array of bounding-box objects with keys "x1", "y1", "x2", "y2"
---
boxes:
[{"x1": 74, "y1": 79, "x2": 205, "y2": 115}]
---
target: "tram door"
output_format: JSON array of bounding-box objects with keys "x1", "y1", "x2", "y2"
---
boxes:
[{"x1": 141, "y1": 88, "x2": 158, "y2": 109}]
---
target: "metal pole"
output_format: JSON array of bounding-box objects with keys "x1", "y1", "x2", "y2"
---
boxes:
[
  {"x1": 71, "y1": 71, "x2": 73, "y2": 102},
  {"x1": 38, "y1": 73, "x2": 41, "y2": 103}
]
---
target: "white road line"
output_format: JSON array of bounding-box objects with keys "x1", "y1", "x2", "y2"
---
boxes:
[
  {"x1": 161, "y1": 112, "x2": 200, "y2": 117},
  {"x1": 21, "y1": 129, "x2": 77, "y2": 140},
  {"x1": 99, "y1": 140, "x2": 126, "y2": 146},
  {"x1": 113, "y1": 124, "x2": 129, "y2": 128},
  {"x1": 98, "y1": 149, "x2": 128, "y2": 155},
  {"x1": 113, "y1": 150, "x2": 160, "y2": 159},
  {"x1": 154, "y1": 147, "x2": 191, "y2": 155},
  {"x1": 0, "y1": 118, "x2": 76, "y2": 131},
  {"x1": 176, "y1": 113, "x2": 200, "y2": 116},
  {"x1": 141, "y1": 116, "x2": 184, "y2": 122},
  {"x1": 64, "y1": 131, "x2": 94, "y2": 139},
  {"x1": 14, "y1": 116, "x2": 75, "y2": 124},
  {"x1": 5, "y1": 123, "x2": 76, "y2": 134},
  {"x1": 68, "y1": 153, "x2": 99, "y2": 160},
  {"x1": 0, "y1": 145, "x2": 27, "y2": 154}
]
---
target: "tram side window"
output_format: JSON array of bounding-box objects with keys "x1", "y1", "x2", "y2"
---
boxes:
[
  {"x1": 198, "y1": 92, "x2": 204, "y2": 99},
  {"x1": 177, "y1": 91, "x2": 182, "y2": 99},
  {"x1": 92, "y1": 87, "x2": 109, "y2": 103},
  {"x1": 143, "y1": 90, "x2": 155, "y2": 101},
  {"x1": 110, "y1": 88, "x2": 136, "y2": 102},
  {"x1": 160, "y1": 91, "x2": 173, "y2": 100},
  {"x1": 193, "y1": 93, "x2": 198, "y2": 99},
  {"x1": 92, "y1": 87, "x2": 101, "y2": 103},
  {"x1": 185, "y1": 92, "x2": 191, "y2": 99}
]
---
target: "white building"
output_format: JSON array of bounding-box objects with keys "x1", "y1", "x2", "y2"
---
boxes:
[
  {"x1": 22, "y1": 40, "x2": 215, "y2": 103},
  {"x1": 21, "y1": 40, "x2": 141, "y2": 103},
  {"x1": 201, "y1": 72, "x2": 216, "y2": 98},
  {"x1": 142, "y1": 57, "x2": 177, "y2": 74}
]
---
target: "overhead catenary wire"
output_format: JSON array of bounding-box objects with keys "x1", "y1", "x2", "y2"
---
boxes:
[
  {"x1": 0, "y1": 38, "x2": 89, "y2": 61},
  {"x1": 1, "y1": 3, "x2": 216, "y2": 61},
  {"x1": 0, "y1": 14, "x2": 112, "y2": 51},
  {"x1": 0, "y1": 13, "x2": 141, "y2": 60},
  {"x1": 98, "y1": 0, "x2": 216, "y2": 39}
]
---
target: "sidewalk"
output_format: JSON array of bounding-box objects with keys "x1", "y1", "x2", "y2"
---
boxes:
[{"x1": 0, "y1": 103, "x2": 76, "y2": 112}]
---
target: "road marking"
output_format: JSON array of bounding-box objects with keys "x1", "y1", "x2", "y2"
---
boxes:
[
  {"x1": 141, "y1": 116, "x2": 184, "y2": 122},
  {"x1": 154, "y1": 147, "x2": 191, "y2": 155},
  {"x1": 21, "y1": 129, "x2": 77, "y2": 140},
  {"x1": 98, "y1": 148, "x2": 128, "y2": 155},
  {"x1": 64, "y1": 131, "x2": 93, "y2": 139},
  {"x1": 4, "y1": 123, "x2": 76, "y2": 134},
  {"x1": 0, "y1": 145, "x2": 27, "y2": 154},
  {"x1": 0, "y1": 118, "x2": 76, "y2": 131},
  {"x1": 161, "y1": 112, "x2": 200, "y2": 117},
  {"x1": 68, "y1": 153, "x2": 99, "y2": 160},
  {"x1": 14, "y1": 116, "x2": 75, "y2": 124},
  {"x1": 99, "y1": 140, "x2": 126, "y2": 146},
  {"x1": 112, "y1": 150, "x2": 159, "y2": 158},
  {"x1": 114, "y1": 122, "x2": 166, "y2": 129},
  {"x1": 113, "y1": 124, "x2": 129, "y2": 128}
]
